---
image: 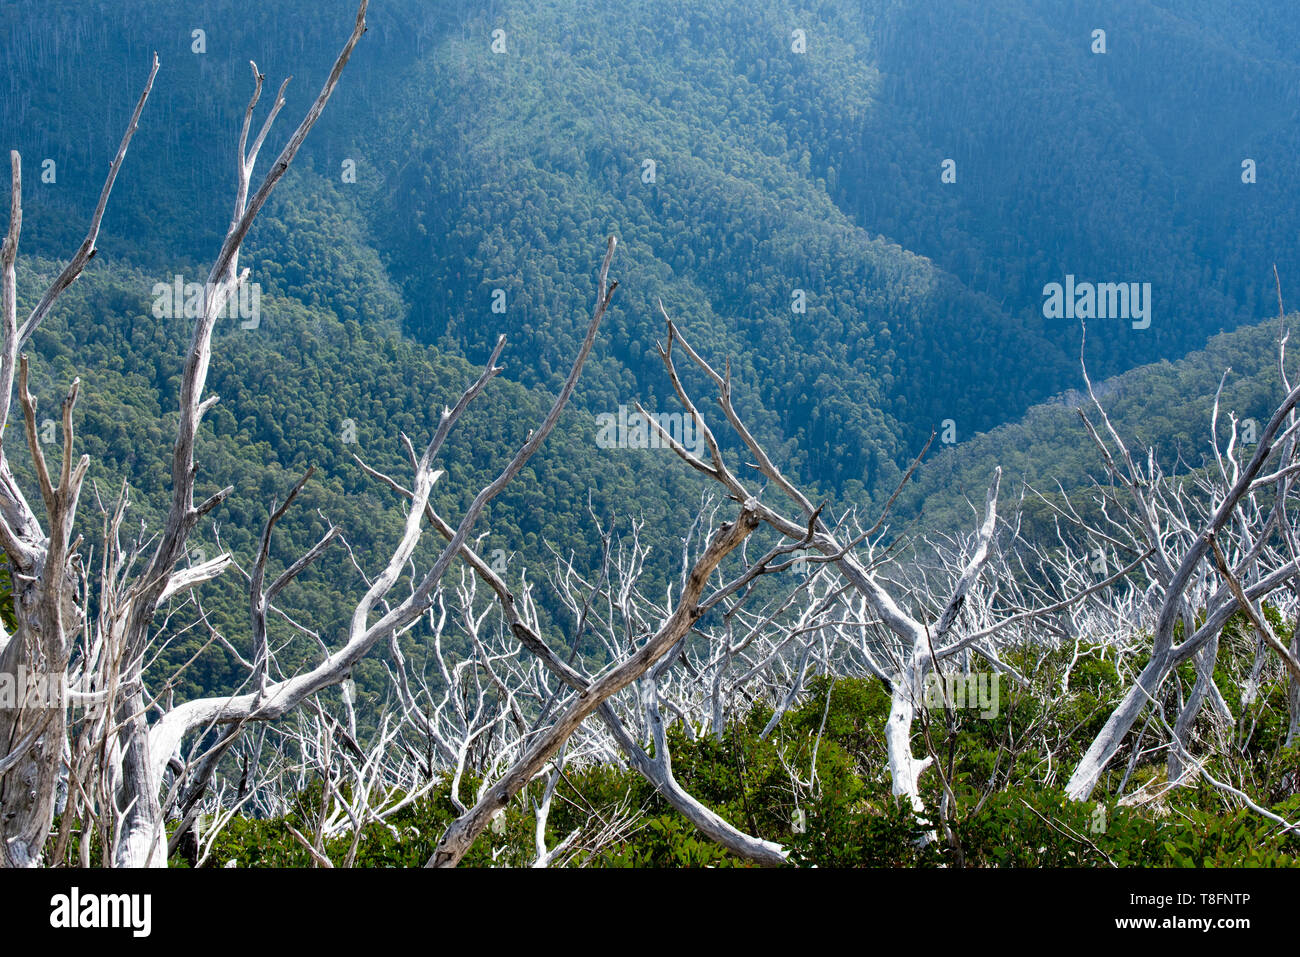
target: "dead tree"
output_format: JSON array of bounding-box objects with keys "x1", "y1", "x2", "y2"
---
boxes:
[
  {"x1": 606, "y1": 306, "x2": 1121, "y2": 817},
  {"x1": 0, "y1": 50, "x2": 162, "y2": 868},
  {"x1": 1064, "y1": 330, "x2": 1300, "y2": 800},
  {"x1": 423, "y1": 496, "x2": 763, "y2": 866}
]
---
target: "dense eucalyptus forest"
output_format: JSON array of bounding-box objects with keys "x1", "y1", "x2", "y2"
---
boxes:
[{"x1": 1, "y1": 1, "x2": 1299, "y2": 898}]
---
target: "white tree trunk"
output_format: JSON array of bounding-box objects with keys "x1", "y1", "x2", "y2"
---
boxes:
[{"x1": 885, "y1": 683, "x2": 931, "y2": 812}]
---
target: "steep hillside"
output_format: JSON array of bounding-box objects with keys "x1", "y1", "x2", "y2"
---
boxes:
[
  {"x1": 901, "y1": 313, "x2": 1298, "y2": 539},
  {"x1": 5, "y1": 0, "x2": 1299, "y2": 502}
]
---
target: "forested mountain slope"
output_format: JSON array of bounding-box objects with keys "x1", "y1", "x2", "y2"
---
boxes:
[
  {"x1": 5, "y1": 0, "x2": 1298, "y2": 497},
  {"x1": 2, "y1": 0, "x2": 1297, "y2": 696},
  {"x1": 903, "y1": 314, "x2": 1299, "y2": 539},
  {"x1": 6, "y1": 198, "x2": 710, "y2": 702}
]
